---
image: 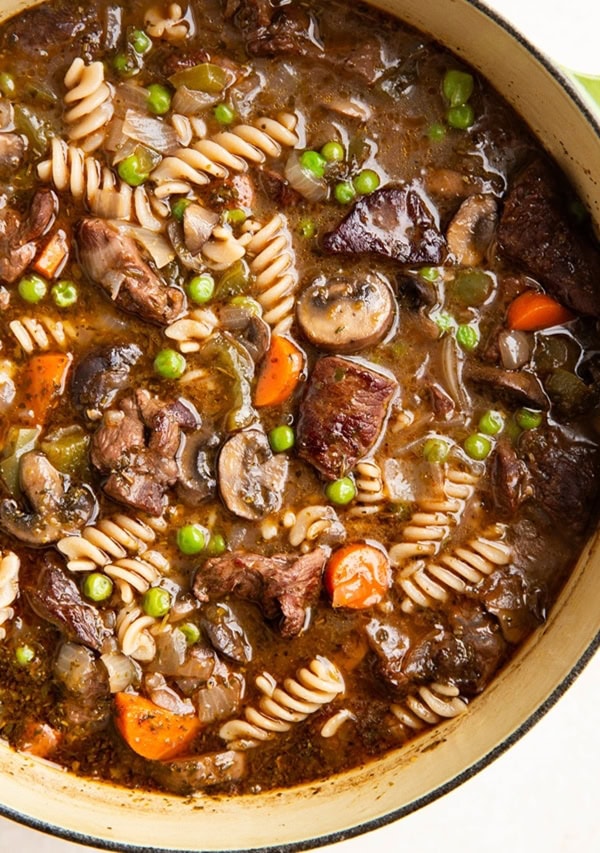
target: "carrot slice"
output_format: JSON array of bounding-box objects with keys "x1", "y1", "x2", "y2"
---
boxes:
[
  {"x1": 17, "y1": 720, "x2": 61, "y2": 758},
  {"x1": 20, "y1": 352, "x2": 73, "y2": 427},
  {"x1": 33, "y1": 229, "x2": 69, "y2": 279},
  {"x1": 254, "y1": 335, "x2": 304, "y2": 407},
  {"x1": 325, "y1": 543, "x2": 390, "y2": 609},
  {"x1": 114, "y1": 692, "x2": 202, "y2": 761},
  {"x1": 507, "y1": 291, "x2": 574, "y2": 331}
]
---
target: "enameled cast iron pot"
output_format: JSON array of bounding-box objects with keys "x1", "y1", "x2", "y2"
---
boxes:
[{"x1": 0, "y1": 1, "x2": 599, "y2": 850}]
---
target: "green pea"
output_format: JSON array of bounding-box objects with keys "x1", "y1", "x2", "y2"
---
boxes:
[
  {"x1": 463, "y1": 433, "x2": 492, "y2": 460},
  {"x1": 423, "y1": 437, "x2": 450, "y2": 463},
  {"x1": 300, "y1": 149, "x2": 327, "y2": 179},
  {"x1": 447, "y1": 104, "x2": 475, "y2": 130},
  {"x1": 130, "y1": 28, "x2": 152, "y2": 54},
  {"x1": 298, "y1": 218, "x2": 316, "y2": 238},
  {"x1": 82, "y1": 572, "x2": 113, "y2": 602},
  {"x1": 153, "y1": 348, "x2": 187, "y2": 379},
  {"x1": 230, "y1": 295, "x2": 262, "y2": 316},
  {"x1": 213, "y1": 102, "x2": 236, "y2": 124},
  {"x1": 427, "y1": 122, "x2": 446, "y2": 142},
  {"x1": 187, "y1": 273, "x2": 215, "y2": 304},
  {"x1": 443, "y1": 69, "x2": 474, "y2": 107},
  {"x1": 224, "y1": 207, "x2": 247, "y2": 225},
  {"x1": 268, "y1": 425, "x2": 295, "y2": 453},
  {"x1": 206, "y1": 532, "x2": 227, "y2": 556},
  {"x1": 334, "y1": 181, "x2": 357, "y2": 204},
  {"x1": 352, "y1": 169, "x2": 380, "y2": 195},
  {"x1": 515, "y1": 408, "x2": 543, "y2": 430},
  {"x1": 18, "y1": 273, "x2": 47, "y2": 304},
  {"x1": 0, "y1": 71, "x2": 16, "y2": 97},
  {"x1": 117, "y1": 153, "x2": 149, "y2": 187},
  {"x1": 146, "y1": 83, "x2": 172, "y2": 115},
  {"x1": 171, "y1": 197, "x2": 192, "y2": 222},
  {"x1": 453, "y1": 269, "x2": 493, "y2": 306},
  {"x1": 478, "y1": 410, "x2": 504, "y2": 436},
  {"x1": 320, "y1": 140, "x2": 345, "y2": 162},
  {"x1": 435, "y1": 312, "x2": 456, "y2": 334},
  {"x1": 177, "y1": 523, "x2": 208, "y2": 555},
  {"x1": 456, "y1": 324, "x2": 480, "y2": 351},
  {"x1": 15, "y1": 644, "x2": 35, "y2": 666},
  {"x1": 325, "y1": 476, "x2": 356, "y2": 505},
  {"x1": 180, "y1": 622, "x2": 201, "y2": 645},
  {"x1": 142, "y1": 586, "x2": 171, "y2": 618},
  {"x1": 51, "y1": 280, "x2": 78, "y2": 308},
  {"x1": 420, "y1": 266, "x2": 440, "y2": 282},
  {"x1": 113, "y1": 52, "x2": 138, "y2": 77}
]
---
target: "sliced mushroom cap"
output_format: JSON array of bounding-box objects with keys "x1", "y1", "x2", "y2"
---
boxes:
[
  {"x1": 446, "y1": 194, "x2": 498, "y2": 267},
  {"x1": 176, "y1": 425, "x2": 219, "y2": 506},
  {"x1": 200, "y1": 602, "x2": 253, "y2": 664},
  {"x1": 297, "y1": 275, "x2": 396, "y2": 353},
  {"x1": 218, "y1": 427, "x2": 288, "y2": 520}
]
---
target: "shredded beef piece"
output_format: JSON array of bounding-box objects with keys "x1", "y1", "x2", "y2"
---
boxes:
[
  {"x1": 296, "y1": 356, "x2": 397, "y2": 480},
  {"x1": 225, "y1": 0, "x2": 321, "y2": 58},
  {"x1": 0, "y1": 189, "x2": 57, "y2": 284},
  {"x1": 498, "y1": 159, "x2": 600, "y2": 317},
  {"x1": 489, "y1": 441, "x2": 531, "y2": 517},
  {"x1": 258, "y1": 167, "x2": 303, "y2": 207},
  {"x1": 193, "y1": 548, "x2": 327, "y2": 637},
  {"x1": 322, "y1": 186, "x2": 446, "y2": 265}
]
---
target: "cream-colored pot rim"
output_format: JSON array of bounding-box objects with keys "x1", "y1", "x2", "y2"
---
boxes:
[{"x1": 0, "y1": 1, "x2": 599, "y2": 851}]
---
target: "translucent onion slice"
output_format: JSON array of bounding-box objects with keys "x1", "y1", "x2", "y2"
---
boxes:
[
  {"x1": 112, "y1": 221, "x2": 175, "y2": 269},
  {"x1": 100, "y1": 652, "x2": 139, "y2": 693},
  {"x1": 498, "y1": 328, "x2": 532, "y2": 370},
  {"x1": 123, "y1": 109, "x2": 180, "y2": 154},
  {"x1": 284, "y1": 150, "x2": 328, "y2": 202}
]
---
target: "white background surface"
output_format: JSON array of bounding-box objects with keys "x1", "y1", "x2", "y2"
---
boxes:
[{"x1": 1, "y1": 1, "x2": 600, "y2": 851}]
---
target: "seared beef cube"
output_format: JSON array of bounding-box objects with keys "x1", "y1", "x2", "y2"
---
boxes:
[
  {"x1": 0, "y1": 190, "x2": 57, "y2": 284},
  {"x1": 322, "y1": 186, "x2": 446, "y2": 265},
  {"x1": 490, "y1": 441, "x2": 531, "y2": 517},
  {"x1": 296, "y1": 356, "x2": 397, "y2": 480},
  {"x1": 498, "y1": 159, "x2": 600, "y2": 317}
]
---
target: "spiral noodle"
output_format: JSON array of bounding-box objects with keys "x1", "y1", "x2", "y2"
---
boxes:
[
  {"x1": 390, "y1": 682, "x2": 467, "y2": 735},
  {"x1": 219, "y1": 656, "x2": 345, "y2": 750},
  {"x1": 63, "y1": 58, "x2": 114, "y2": 153},
  {"x1": 397, "y1": 524, "x2": 511, "y2": 612},
  {"x1": 9, "y1": 315, "x2": 76, "y2": 355},
  {"x1": 348, "y1": 460, "x2": 387, "y2": 517},
  {"x1": 242, "y1": 214, "x2": 298, "y2": 334},
  {"x1": 201, "y1": 223, "x2": 248, "y2": 271},
  {"x1": 164, "y1": 306, "x2": 219, "y2": 353},
  {"x1": 149, "y1": 113, "x2": 298, "y2": 198},
  {"x1": 116, "y1": 604, "x2": 157, "y2": 661},
  {"x1": 389, "y1": 467, "x2": 479, "y2": 565},
  {"x1": 287, "y1": 505, "x2": 341, "y2": 549},
  {"x1": 0, "y1": 551, "x2": 20, "y2": 641},
  {"x1": 145, "y1": 3, "x2": 190, "y2": 41}
]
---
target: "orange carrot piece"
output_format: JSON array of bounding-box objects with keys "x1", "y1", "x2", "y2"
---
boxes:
[
  {"x1": 33, "y1": 229, "x2": 69, "y2": 279},
  {"x1": 324, "y1": 543, "x2": 390, "y2": 609},
  {"x1": 114, "y1": 692, "x2": 202, "y2": 761},
  {"x1": 17, "y1": 720, "x2": 61, "y2": 758},
  {"x1": 507, "y1": 291, "x2": 574, "y2": 331},
  {"x1": 20, "y1": 352, "x2": 73, "y2": 427},
  {"x1": 254, "y1": 335, "x2": 304, "y2": 407}
]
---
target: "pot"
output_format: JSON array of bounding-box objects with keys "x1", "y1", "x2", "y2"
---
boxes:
[{"x1": 0, "y1": 1, "x2": 599, "y2": 850}]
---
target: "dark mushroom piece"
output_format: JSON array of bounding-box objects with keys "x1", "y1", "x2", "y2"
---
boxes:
[
  {"x1": 0, "y1": 132, "x2": 27, "y2": 176},
  {"x1": 0, "y1": 450, "x2": 96, "y2": 545},
  {"x1": 446, "y1": 194, "x2": 498, "y2": 267},
  {"x1": 296, "y1": 275, "x2": 395, "y2": 353},
  {"x1": 464, "y1": 362, "x2": 549, "y2": 410},
  {"x1": 152, "y1": 751, "x2": 247, "y2": 795},
  {"x1": 200, "y1": 602, "x2": 253, "y2": 664},
  {"x1": 176, "y1": 425, "x2": 219, "y2": 506},
  {"x1": 218, "y1": 304, "x2": 271, "y2": 363},
  {"x1": 218, "y1": 427, "x2": 288, "y2": 520},
  {"x1": 71, "y1": 343, "x2": 143, "y2": 418}
]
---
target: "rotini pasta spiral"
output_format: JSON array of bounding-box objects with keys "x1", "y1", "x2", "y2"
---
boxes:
[
  {"x1": 219, "y1": 656, "x2": 345, "y2": 750},
  {"x1": 243, "y1": 214, "x2": 298, "y2": 334},
  {"x1": 201, "y1": 223, "x2": 248, "y2": 271},
  {"x1": 348, "y1": 460, "x2": 387, "y2": 517},
  {"x1": 397, "y1": 524, "x2": 511, "y2": 612},
  {"x1": 57, "y1": 514, "x2": 164, "y2": 572},
  {"x1": 9, "y1": 316, "x2": 76, "y2": 355},
  {"x1": 104, "y1": 553, "x2": 168, "y2": 605},
  {"x1": 286, "y1": 505, "x2": 342, "y2": 549},
  {"x1": 390, "y1": 682, "x2": 467, "y2": 735},
  {"x1": 164, "y1": 306, "x2": 219, "y2": 353},
  {"x1": 0, "y1": 551, "x2": 20, "y2": 641},
  {"x1": 389, "y1": 466, "x2": 479, "y2": 565},
  {"x1": 116, "y1": 603, "x2": 158, "y2": 661},
  {"x1": 63, "y1": 58, "x2": 114, "y2": 153},
  {"x1": 144, "y1": 3, "x2": 190, "y2": 41}
]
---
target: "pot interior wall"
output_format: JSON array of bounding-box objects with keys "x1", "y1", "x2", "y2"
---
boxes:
[{"x1": 0, "y1": 0, "x2": 599, "y2": 850}]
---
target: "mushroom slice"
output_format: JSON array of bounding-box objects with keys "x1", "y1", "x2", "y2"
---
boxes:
[
  {"x1": 447, "y1": 194, "x2": 498, "y2": 267},
  {"x1": 218, "y1": 427, "x2": 288, "y2": 520},
  {"x1": 296, "y1": 275, "x2": 395, "y2": 353}
]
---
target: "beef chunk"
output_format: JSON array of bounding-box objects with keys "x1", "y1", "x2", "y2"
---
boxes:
[
  {"x1": 322, "y1": 186, "x2": 446, "y2": 265},
  {"x1": 0, "y1": 133, "x2": 26, "y2": 176},
  {"x1": 428, "y1": 383, "x2": 455, "y2": 420},
  {"x1": 76, "y1": 218, "x2": 186, "y2": 325},
  {"x1": 91, "y1": 390, "x2": 199, "y2": 516},
  {"x1": 152, "y1": 751, "x2": 247, "y2": 795},
  {"x1": 519, "y1": 426, "x2": 600, "y2": 533},
  {"x1": 498, "y1": 159, "x2": 600, "y2": 317},
  {"x1": 258, "y1": 167, "x2": 303, "y2": 207},
  {"x1": 0, "y1": 189, "x2": 57, "y2": 284},
  {"x1": 479, "y1": 569, "x2": 542, "y2": 644},
  {"x1": 297, "y1": 356, "x2": 397, "y2": 480},
  {"x1": 71, "y1": 344, "x2": 142, "y2": 417},
  {"x1": 193, "y1": 548, "x2": 327, "y2": 637},
  {"x1": 489, "y1": 441, "x2": 531, "y2": 517},
  {"x1": 24, "y1": 557, "x2": 107, "y2": 652},
  {"x1": 225, "y1": 0, "x2": 322, "y2": 58},
  {"x1": 464, "y1": 362, "x2": 549, "y2": 410},
  {"x1": 0, "y1": 1, "x2": 102, "y2": 59}
]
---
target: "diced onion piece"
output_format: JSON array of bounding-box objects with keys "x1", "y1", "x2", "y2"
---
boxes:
[
  {"x1": 284, "y1": 151, "x2": 328, "y2": 202},
  {"x1": 145, "y1": 673, "x2": 195, "y2": 715},
  {"x1": 498, "y1": 328, "x2": 532, "y2": 370},
  {"x1": 101, "y1": 652, "x2": 139, "y2": 693},
  {"x1": 54, "y1": 642, "x2": 98, "y2": 694},
  {"x1": 440, "y1": 334, "x2": 470, "y2": 410},
  {"x1": 123, "y1": 109, "x2": 180, "y2": 154},
  {"x1": 183, "y1": 202, "x2": 219, "y2": 254},
  {"x1": 172, "y1": 86, "x2": 220, "y2": 115},
  {"x1": 112, "y1": 221, "x2": 175, "y2": 268}
]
